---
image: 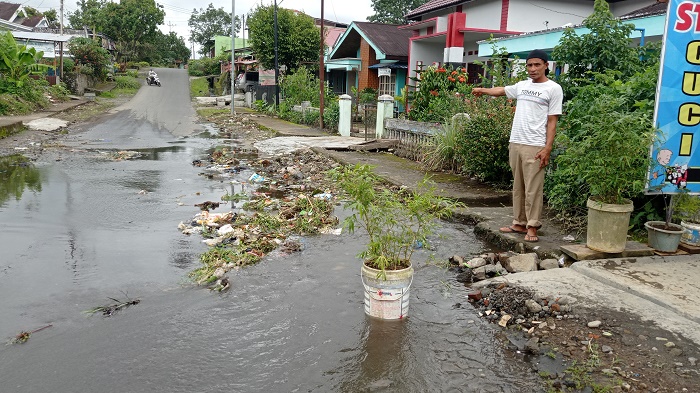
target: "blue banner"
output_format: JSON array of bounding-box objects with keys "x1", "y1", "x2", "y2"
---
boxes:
[{"x1": 648, "y1": 0, "x2": 700, "y2": 194}]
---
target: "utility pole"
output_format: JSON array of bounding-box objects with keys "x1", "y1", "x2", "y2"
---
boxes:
[
  {"x1": 167, "y1": 21, "x2": 176, "y2": 33},
  {"x1": 59, "y1": 0, "x2": 64, "y2": 80},
  {"x1": 319, "y1": 0, "x2": 325, "y2": 130},
  {"x1": 274, "y1": 0, "x2": 279, "y2": 108},
  {"x1": 231, "y1": 0, "x2": 236, "y2": 115}
]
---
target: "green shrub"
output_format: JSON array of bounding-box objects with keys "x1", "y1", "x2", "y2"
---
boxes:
[
  {"x1": 68, "y1": 37, "x2": 110, "y2": 80},
  {"x1": 187, "y1": 55, "x2": 225, "y2": 76},
  {"x1": 190, "y1": 77, "x2": 209, "y2": 97},
  {"x1": 48, "y1": 83, "x2": 71, "y2": 101},
  {"x1": 408, "y1": 65, "x2": 472, "y2": 123},
  {"x1": 358, "y1": 87, "x2": 378, "y2": 104},
  {"x1": 323, "y1": 97, "x2": 340, "y2": 131},
  {"x1": 137, "y1": 61, "x2": 150, "y2": 69},
  {"x1": 126, "y1": 70, "x2": 138, "y2": 78},
  {"x1": 62, "y1": 58, "x2": 75, "y2": 74},
  {"x1": 115, "y1": 75, "x2": 140, "y2": 90},
  {"x1": 453, "y1": 96, "x2": 514, "y2": 184},
  {"x1": 280, "y1": 66, "x2": 318, "y2": 106}
]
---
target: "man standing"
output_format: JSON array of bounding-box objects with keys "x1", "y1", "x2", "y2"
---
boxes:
[{"x1": 471, "y1": 49, "x2": 563, "y2": 242}]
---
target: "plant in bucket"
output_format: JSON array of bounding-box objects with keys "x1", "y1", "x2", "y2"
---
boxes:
[
  {"x1": 554, "y1": 88, "x2": 654, "y2": 253},
  {"x1": 671, "y1": 192, "x2": 700, "y2": 247},
  {"x1": 329, "y1": 164, "x2": 462, "y2": 320},
  {"x1": 644, "y1": 192, "x2": 684, "y2": 253}
]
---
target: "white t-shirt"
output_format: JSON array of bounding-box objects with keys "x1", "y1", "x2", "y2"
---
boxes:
[{"x1": 504, "y1": 79, "x2": 563, "y2": 147}]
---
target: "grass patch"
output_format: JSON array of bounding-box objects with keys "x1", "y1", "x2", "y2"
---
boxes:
[{"x1": 190, "y1": 77, "x2": 209, "y2": 98}]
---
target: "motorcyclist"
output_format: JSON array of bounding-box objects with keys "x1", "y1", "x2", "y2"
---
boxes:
[{"x1": 148, "y1": 69, "x2": 157, "y2": 84}]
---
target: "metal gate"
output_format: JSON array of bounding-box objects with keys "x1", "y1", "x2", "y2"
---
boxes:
[{"x1": 352, "y1": 102, "x2": 377, "y2": 140}]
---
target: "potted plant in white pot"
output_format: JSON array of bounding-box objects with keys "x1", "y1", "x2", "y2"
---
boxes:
[
  {"x1": 329, "y1": 164, "x2": 462, "y2": 320},
  {"x1": 644, "y1": 193, "x2": 684, "y2": 253},
  {"x1": 554, "y1": 89, "x2": 654, "y2": 253}
]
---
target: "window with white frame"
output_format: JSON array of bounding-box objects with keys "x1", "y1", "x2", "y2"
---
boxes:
[{"x1": 378, "y1": 74, "x2": 396, "y2": 96}]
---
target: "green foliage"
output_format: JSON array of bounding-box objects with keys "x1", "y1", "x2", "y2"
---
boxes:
[
  {"x1": 0, "y1": 78, "x2": 50, "y2": 115},
  {"x1": 280, "y1": 66, "x2": 319, "y2": 106},
  {"x1": 115, "y1": 75, "x2": 140, "y2": 90},
  {"x1": 551, "y1": 0, "x2": 651, "y2": 99},
  {"x1": 144, "y1": 31, "x2": 190, "y2": 66},
  {"x1": 188, "y1": 3, "x2": 240, "y2": 56},
  {"x1": 188, "y1": 55, "x2": 225, "y2": 76},
  {"x1": 323, "y1": 97, "x2": 340, "y2": 131},
  {"x1": 547, "y1": 75, "x2": 655, "y2": 206},
  {"x1": 247, "y1": 5, "x2": 321, "y2": 72},
  {"x1": 100, "y1": 0, "x2": 165, "y2": 62},
  {"x1": 48, "y1": 83, "x2": 71, "y2": 101},
  {"x1": 408, "y1": 65, "x2": 472, "y2": 122},
  {"x1": 358, "y1": 87, "x2": 378, "y2": 104},
  {"x1": 190, "y1": 77, "x2": 210, "y2": 97},
  {"x1": 68, "y1": 37, "x2": 111, "y2": 80},
  {"x1": 62, "y1": 58, "x2": 75, "y2": 74},
  {"x1": 454, "y1": 97, "x2": 515, "y2": 184},
  {"x1": 329, "y1": 164, "x2": 462, "y2": 271},
  {"x1": 673, "y1": 193, "x2": 700, "y2": 224},
  {"x1": 368, "y1": 0, "x2": 428, "y2": 24},
  {"x1": 0, "y1": 31, "x2": 48, "y2": 93}
]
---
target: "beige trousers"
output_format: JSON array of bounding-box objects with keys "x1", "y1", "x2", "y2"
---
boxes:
[{"x1": 509, "y1": 143, "x2": 545, "y2": 229}]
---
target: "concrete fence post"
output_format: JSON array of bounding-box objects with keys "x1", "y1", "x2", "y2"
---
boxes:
[
  {"x1": 339, "y1": 94, "x2": 352, "y2": 137},
  {"x1": 375, "y1": 95, "x2": 394, "y2": 139}
]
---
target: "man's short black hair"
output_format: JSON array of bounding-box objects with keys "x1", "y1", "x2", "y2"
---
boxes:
[{"x1": 526, "y1": 49, "x2": 548, "y2": 63}]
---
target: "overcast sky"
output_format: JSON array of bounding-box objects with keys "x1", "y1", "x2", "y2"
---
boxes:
[{"x1": 22, "y1": 0, "x2": 376, "y2": 56}]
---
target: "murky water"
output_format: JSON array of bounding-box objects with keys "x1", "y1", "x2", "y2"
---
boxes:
[{"x1": 0, "y1": 101, "x2": 542, "y2": 391}]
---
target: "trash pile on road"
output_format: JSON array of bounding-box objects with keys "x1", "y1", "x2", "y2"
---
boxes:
[
  {"x1": 449, "y1": 253, "x2": 574, "y2": 331},
  {"x1": 179, "y1": 146, "x2": 341, "y2": 291}
]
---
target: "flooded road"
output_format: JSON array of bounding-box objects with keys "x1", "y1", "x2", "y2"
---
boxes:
[{"x1": 0, "y1": 69, "x2": 542, "y2": 392}]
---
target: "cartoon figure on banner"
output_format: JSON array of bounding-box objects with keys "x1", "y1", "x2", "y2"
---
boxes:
[
  {"x1": 649, "y1": 149, "x2": 673, "y2": 188},
  {"x1": 667, "y1": 163, "x2": 689, "y2": 189}
]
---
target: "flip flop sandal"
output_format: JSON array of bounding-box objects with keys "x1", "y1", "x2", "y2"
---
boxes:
[
  {"x1": 524, "y1": 234, "x2": 539, "y2": 242},
  {"x1": 500, "y1": 226, "x2": 527, "y2": 234}
]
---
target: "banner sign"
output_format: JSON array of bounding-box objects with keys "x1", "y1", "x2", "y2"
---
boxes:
[
  {"x1": 378, "y1": 68, "x2": 391, "y2": 77},
  {"x1": 647, "y1": 0, "x2": 700, "y2": 193}
]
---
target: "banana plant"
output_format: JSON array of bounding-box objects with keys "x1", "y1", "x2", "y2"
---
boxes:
[{"x1": 0, "y1": 31, "x2": 49, "y2": 93}]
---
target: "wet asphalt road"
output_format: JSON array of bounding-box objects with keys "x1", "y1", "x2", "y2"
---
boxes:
[{"x1": 0, "y1": 69, "x2": 543, "y2": 392}]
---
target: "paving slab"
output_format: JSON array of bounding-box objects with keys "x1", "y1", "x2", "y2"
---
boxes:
[{"x1": 561, "y1": 242, "x2": 655, "y2": 260}]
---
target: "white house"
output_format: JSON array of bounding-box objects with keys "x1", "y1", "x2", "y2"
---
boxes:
[{"x1": 402, "y1": 0, "x2": 659, "y2": 83}]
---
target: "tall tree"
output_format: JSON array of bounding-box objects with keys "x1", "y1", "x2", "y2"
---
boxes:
[
  {"x1": 68, "y1": 0, "x2": 108, "y2": 31},
  {"x1": 368, "y1": 0, "x2": 429, "y2": 24},
  {"x1": 43, "y1": 9, "x2": 59, "y2": 28},
  {"x1": 143, "y1": 31, "x2": 191, "y2": 66},
  {"x1": 188, "y1": 3, "x2": 241, "y2": 57},
  {"x1": 247, "y1": 5, "x2": 321, "y2": 72},
  {"x1": 100, "y1": 0, "x2": 165, "y2": 61}
]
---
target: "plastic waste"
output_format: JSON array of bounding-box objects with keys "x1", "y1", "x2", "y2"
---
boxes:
[
  {"x1": 314, "y1": 192, "x2": 332, "y2": 200},
  {"x1": 249, "y1": 173, "x2": 265, "y2": 183}
]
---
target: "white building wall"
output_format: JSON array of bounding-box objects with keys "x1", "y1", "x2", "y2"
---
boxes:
[
  {"x1": 508, "y1": 0, "x2": 591, "y2": 32},
  {"x1": 462, "y1": 0, "x2": 501, "y2": 30},
  {"x1": 409, "y1": 41, "x2": 445, "y2": 81},
  {"x1": 610, "y1": 0, "x2": 658, "y2": 16},
  {"x1": 436, "y1": 16, "x2": 449, "y2": 32}
]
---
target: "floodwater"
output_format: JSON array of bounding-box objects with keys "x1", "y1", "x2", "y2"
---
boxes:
[{"x1": 0, "y1": 69, "x2": 543, "y2": 392}]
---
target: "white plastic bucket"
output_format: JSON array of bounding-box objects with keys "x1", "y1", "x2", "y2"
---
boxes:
[
  {"x1": 361, "y1": 264, "x2": 413, "y2": 320},
  {"x1": 680, "y1": 220, "x2": 700, "y2": 246}
]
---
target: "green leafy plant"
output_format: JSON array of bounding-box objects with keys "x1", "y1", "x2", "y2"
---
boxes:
[
  {"x1": 549, "y1": 85, "x2": 654, "y2": 206},
  {"x1": 329, "y1": 164, "x2": 463, "y2": 272},
  {"x1": 68, "y1": 37, "x2": 111, "y2": 80},
  {"x1": 672, "y1": 192, "x2": 700, "y2": 224},
  {"x1": 0, "y1": 31, "x2": 49, "y2": 93},
  {"x1": 408, "y1": 65, "x2": 472, "y2": 123}
]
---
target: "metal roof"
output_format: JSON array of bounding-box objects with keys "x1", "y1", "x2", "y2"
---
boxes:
[{"x1": 11, "y1": 31, "x2": 82, "y2": 43}]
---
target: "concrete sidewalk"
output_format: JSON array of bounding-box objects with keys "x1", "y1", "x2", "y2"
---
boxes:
[
  {"x1": 244, "y1": 112, "x2": 700, "y2": 346},
  {"x1": 0, "y1": 98, "x2": 88, "y2": 131}
]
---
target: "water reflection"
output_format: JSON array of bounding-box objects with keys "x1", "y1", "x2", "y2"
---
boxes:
[
  {"x1": 133, "y1": 145, "x2": 188, "y2": 161},
  {"x1": 0, "y1": 154, "x2": 42, "y2": 208}
]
